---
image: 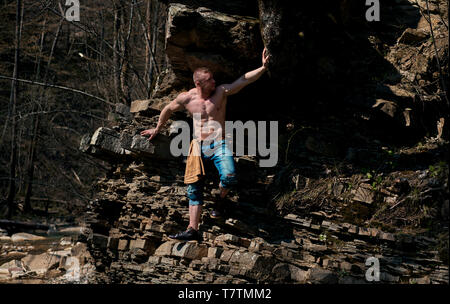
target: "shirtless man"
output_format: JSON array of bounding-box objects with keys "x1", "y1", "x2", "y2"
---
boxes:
[{"x1": 141, "y1": 48, "x2": 270, "y2": 241}]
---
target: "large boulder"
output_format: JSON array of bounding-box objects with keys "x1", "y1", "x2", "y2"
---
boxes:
[
  {"x1": 163, "y1": 3, "x2": 263, "y2": 90},
  {"x1": 82, "y1": 127, "x2": 174, "y2": 161},
  {"x1": 171, "y1": 242, "x2": 208, "y2": 260}
]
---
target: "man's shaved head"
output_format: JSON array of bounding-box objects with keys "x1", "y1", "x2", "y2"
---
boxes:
[{"x1": 193, "y1": 67, "x2": 212, "y2": 84}]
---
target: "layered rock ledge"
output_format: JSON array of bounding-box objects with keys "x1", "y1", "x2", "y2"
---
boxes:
[{"x1": 79, "y1": 110, "x2": 448, "y2": 284}]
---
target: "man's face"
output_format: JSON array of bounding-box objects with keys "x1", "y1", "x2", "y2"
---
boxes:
[{"x1": 198, "y1": 72, "x2": 216, "y2": 91}]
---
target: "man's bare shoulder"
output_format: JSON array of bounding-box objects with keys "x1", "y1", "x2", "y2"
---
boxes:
[
  {"x1": 215, "y1": 84, "x2": 229, "y2": 95},
  {"x1": 181, "y1": 88, "x2": 200, "y2": 103},
  {"x1": 176, "y1": 90, "x2": 195, "y2": 104},
  {"x1": 186, "y1": 88, "x2": 198, "y2": 97}
]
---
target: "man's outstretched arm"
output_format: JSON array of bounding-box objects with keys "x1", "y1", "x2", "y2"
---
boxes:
[
  {"x1": 220, "y1": 48, "x2": 270, "y2": 96},
  {"x1": 140, "y1": 92, "x2": 189, "y2": 140}
]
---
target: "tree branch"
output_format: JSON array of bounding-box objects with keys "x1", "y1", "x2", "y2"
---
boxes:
[{"x1": 0, "y1": 74, "x2": 115, "y2": 106}]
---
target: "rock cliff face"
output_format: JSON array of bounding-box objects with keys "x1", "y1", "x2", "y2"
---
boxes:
[
  {"x1": 80, "y1": 117, "x2": 448, "y2": 284},
  {"x1": 137, "y1": 0, "x2": 448, "y2": 136},
  {"x1": 80, "y1": 0, "x2": 449, "y2": 284}
]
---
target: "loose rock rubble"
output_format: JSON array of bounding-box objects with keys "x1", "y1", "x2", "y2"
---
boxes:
[{"x1": 0, "y1": 231, "x2": 97, "y2": 283}]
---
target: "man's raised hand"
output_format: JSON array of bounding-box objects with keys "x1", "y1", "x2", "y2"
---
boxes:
[
  {"x1": 262, "y1": 47, "x2": 270, "y2": 68},
  {"x1": 140, "y1": 128, "x2": 159, "y2": 141}
]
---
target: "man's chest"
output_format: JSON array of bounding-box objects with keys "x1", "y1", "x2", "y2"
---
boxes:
[{"x1": 187, "y1": 96, "x2": 225, "y2": 116}]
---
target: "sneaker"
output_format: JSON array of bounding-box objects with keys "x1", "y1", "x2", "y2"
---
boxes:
[
  {"x1": 210, "y1": 196, "x2": 226, "y2": 219},
  {"x1": 168, "y1": 228, "x2": 201, "y2": 241}
]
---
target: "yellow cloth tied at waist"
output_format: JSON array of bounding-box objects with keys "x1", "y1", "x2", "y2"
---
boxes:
[{"x1": 184, "y1": 139, "x2": 205, "y2": 184}]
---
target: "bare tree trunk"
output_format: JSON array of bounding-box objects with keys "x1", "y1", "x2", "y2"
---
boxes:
[
  {"x1": 23, "y1": 16, "x2": 46, "y2": 213},
  {"x1": 34, "y1": 17, "x2": 46, "y2": 84},
  {"x1": 113, "y1": 0, "x2": 122, "y2": 103},
  {"x1": 24, "y1": 17, "x2": 64, "y2": 214},
  {"x1": 145, "y1": 0, "x2": 151, "y2": 97},
  {"x1": 150, "y1": 0, "x2": 160, "y2": 91},
  {"x1": 94, "y1": 9, "x2": 111, "y2": 103},
  {"x1": 120, "y1": 0, "x2": 133, "y2": 105},
  {"x1": 136, "y1": 0, "x2": 159, "y2": 98},
  {"x1": 23, "y1": 114, "x2": 38, "y2": 213},
  {"x1": 6, "y1": 0, "x2": 23, "y2": 219}
]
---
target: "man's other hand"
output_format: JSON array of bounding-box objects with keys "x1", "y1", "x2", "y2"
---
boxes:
[
  {"x1": 140, "y1": 128, "x2": 159, "y2": 141},
  {"x1": 262, "y1": 47, "x2": 270, "y2": 68}
]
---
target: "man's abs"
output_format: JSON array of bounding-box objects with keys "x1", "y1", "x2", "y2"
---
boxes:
[{"x1": 194, "y1": 117, "x2": 225, "y2": 141}]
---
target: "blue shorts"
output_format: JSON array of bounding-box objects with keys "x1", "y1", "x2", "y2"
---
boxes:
[{"x1": 187, "y1": 139, "x2": 237, "y2": 206}]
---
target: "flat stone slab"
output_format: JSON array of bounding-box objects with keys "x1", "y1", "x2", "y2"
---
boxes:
[
  {"x1": 21, "y1": 253, "x2": 61, "y2": 275},
  {"x1": 57, "y1": 227, "x2": 85, "y2": 235},
  {"x1": 0, "y1": 236, "x2": 11, "y2": 242},
  {"x1": 352, "y1": 184, "x2": 374, "y2": 204},
  {"x1": 11, "y1": 233, "x2": 46, "y2": 242}
]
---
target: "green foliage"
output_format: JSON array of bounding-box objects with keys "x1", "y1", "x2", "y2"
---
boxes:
[
  {"x1": 371, "y1": 175, "x2": 383, "y2": 190},
  {"x1": 382, "y1": 148, "x2": 398, "y2": 170},
  {"x1": 429, "y1": 161, "x2": 447, "y2": 179},
  {"x1": 361, "y1": 168, "x2": 383, "y2": 190},
  {"x1": 416, "y1": 141, "x2": 425, "y2": 151}
]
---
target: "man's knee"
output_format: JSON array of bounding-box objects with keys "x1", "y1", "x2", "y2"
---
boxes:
[
  {"x1": 220, "y1": 173, "x2": 237, "y2": 189},
  {"x1": 187, "y1": 184, "x2": 203, "y2": 206},
  {"x1": 189, "y1": 200, "x2": 202, "y2": 206}
]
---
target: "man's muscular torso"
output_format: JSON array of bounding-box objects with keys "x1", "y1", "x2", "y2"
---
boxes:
[
  {"x1": 183, "y1": 87, "x2": 227, "y2": 141},
  {"x1": 140, "y1": 49, "x2": 268, "y2": 143}
]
